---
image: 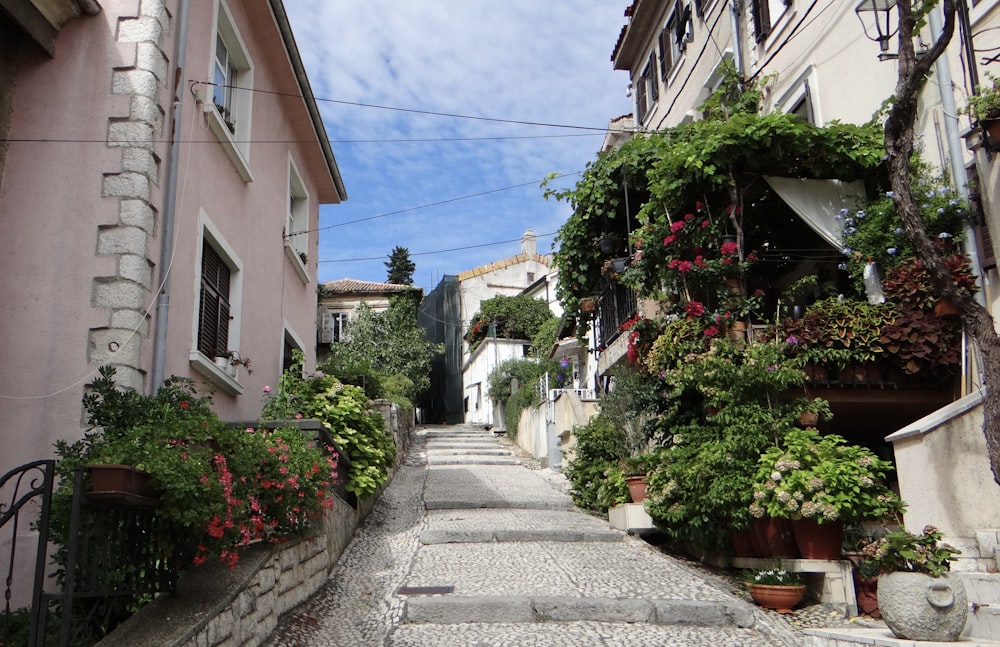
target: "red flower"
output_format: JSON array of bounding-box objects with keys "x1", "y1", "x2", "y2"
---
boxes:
[
  {"x1": 704, "y1": 325, "x2": 719, "y2": 337},
  {"x1": 721, "y1": 241, "x2": 739, "y2": 255},
  {"x1": 677, "y1": 260, "x2": 693, "y2": 274},
  {"x1": 685, "y1": 301, "x2": 705, "y2": 318},
  {"x1": 694, "y1": 255, "x2": 706, "y2": 268},
  {"x1": 663, "y1": 235, "x2": 677, "y2": 246},
  {"x1": 684, "y1": 213, "x2": 694, "y2": 221},
  {"x1": 670, "y1": 221, "x2": 686, "y2": 233},
  {"x1": 701, "y1": 219, "x2": 710, "y2": 229},
  {"x1": 180, "y1": 401, "x2": 189, "y2": 409}
]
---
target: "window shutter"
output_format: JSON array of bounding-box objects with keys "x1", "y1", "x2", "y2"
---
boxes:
[
  {"x1": 647, "y1": 53, "x2": 659, "y2": 103},
  {"x1": 319, "y1": 312, "x2": 333, "y2": 344},
  {"x1": 658, "y1": 27, "x2": 671, "y2": 82},
  {"x1": 198, "y1": 242, "x2": 232, "y2": 358},
  {"x1": 976, "y1": 220, "x2": 997, "y2": 271},
  {"x1": 752, "y1": 0, "x2": 771, "y2": 41},
  {"x1": 636, "y1": 74, "x2": 648, "y2": 123}
]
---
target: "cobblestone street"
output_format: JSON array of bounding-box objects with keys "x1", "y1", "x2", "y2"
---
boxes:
[{"x1": 266, "y1": 425, "x2": 849, "y2": 646}]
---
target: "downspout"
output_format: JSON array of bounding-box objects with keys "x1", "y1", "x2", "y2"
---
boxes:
[
  {"x1": 730, "y1": 0, "x2": 745, "y2": 81},
  {"x1": 928, "y1": 5, "x2": 986, "y2": 397},
  {"x1": 151, "y1": 0, "x2": 191, "y2": 392}
]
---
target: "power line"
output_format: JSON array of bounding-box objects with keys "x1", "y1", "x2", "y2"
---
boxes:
[
  {"x1": 1, "y1": 132, "x2": 607, "y2": 145},
  {"x1": 195, "y1": 80, "x2": 616, "y2": 132},
  {"x1": 306, "y1": 172, "x2": 581, "y2": 235},
  {"x1": 319, "y1": 231, "x2": 558, "y2": 263}
]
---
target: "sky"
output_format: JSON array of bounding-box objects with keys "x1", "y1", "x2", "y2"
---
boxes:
[{"x1": 284, "y1": 3, "x2": 633, "y2": 293}]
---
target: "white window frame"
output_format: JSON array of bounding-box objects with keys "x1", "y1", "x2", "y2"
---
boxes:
[
  {"x1": 205, "y1": 0, "x2": 254, "y2": 182},
  {"x1": 190, "y1": 210, "x2": 246, "y2": 396},
  {"x1": 319, "y1": 310, "x2": 351, "y2": 344},
  {"x1": 284, "y1": 155, "x2": 310, "y2": 283}
]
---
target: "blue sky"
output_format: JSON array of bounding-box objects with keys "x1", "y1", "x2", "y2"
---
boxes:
[{"x1": 285, "y1": 3, "x2": 632, "y2": 292}]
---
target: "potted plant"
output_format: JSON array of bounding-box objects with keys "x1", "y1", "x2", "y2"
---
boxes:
[
  {"x1": 861, "y1": 525, "x2": 967, "y2": 641},
  {"x1": 745, "y1": 568, "x2": 806, "y2": 611},
  {"x1": 214, "y1": 350, "x2": 253, "y2": 377},
  {"x1": 620, "y1": 453, "x2": 655, "y2": 503},
  {"x1": 750, "y1": 429, "x2": 904, "y2": 560},
  {"x1": 964, "y1": 72, "x2": 1000, "y2": 144}
]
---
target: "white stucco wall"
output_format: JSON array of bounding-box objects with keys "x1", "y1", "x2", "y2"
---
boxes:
[
  {"x1": 462, "y1": 338, "x2": 532, "y2": 426},
  {"x1": 888, "y1": 392, "x2": 1000, "y2": 567}
]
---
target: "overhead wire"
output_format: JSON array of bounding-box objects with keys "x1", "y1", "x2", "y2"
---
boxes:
[{"x1": 320, "y1": 231, "x2": 559, "y2": 263}]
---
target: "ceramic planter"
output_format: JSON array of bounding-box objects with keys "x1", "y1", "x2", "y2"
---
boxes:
[
  {"x1": 625, "y1": 475, "x2": 648, "y2": 503},
  {"x1": 791, "y1": 519, "x2": 843, "y2": 560},
  {"x1": 749, "y1": 584, "x2": 806, "y2": 611},
  {"x1": 878, "y1": 571, "x2": 968, "y2": 641},
  {"x1": 766, "y1": 517, "x2": 799, "y2": 559}
]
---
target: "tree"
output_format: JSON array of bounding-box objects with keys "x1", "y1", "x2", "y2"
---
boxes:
[
  {"x1": 385, "y1": 246, "x2": 415, "y2": 285},
  {"x1": 320, "y1": 298, "x2": 442, "y2": 403},
  {"x1": 883, "y1": 0, "x2": 1000, "y2": 483}
]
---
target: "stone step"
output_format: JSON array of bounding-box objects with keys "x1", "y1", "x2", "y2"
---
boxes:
[
  {"x1": 426, "y1": 448, "x2": 512, "y2": 456},
  {"x1": 424, "y1": 443, "x2": 506, "y2": 450},
  {"x1": 426, "y1": 456, "x2": 520, "y2": 465},
  {"x1": 401, "y1": 595, "x2": 754, "y2": 628},
  {"x1": 389, "y1": 621, "x2": 787, "y2": 646},
  {"x1": 418, "y1": 528, "x2": 625, "y2": 544},
  {"x1": 424, "y1": 500, "x2": 575, "y2": 511}
]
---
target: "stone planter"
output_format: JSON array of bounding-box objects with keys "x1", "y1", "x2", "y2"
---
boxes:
[{"x1": 878, "y1": 571, "x2": 968, "y2": 641}]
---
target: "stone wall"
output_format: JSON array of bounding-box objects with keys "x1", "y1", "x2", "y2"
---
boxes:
[{"x1": 95, "y1": 403, "x2": 413, "y2": 647}]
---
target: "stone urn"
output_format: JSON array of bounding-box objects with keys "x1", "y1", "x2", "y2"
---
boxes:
[{"x1": 877, "y1": 572, "x2": 968, "y2": 641}]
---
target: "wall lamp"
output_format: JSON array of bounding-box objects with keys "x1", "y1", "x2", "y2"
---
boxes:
[{"x1": 855, "y1": 0, "x2": 899, "y2": 61}]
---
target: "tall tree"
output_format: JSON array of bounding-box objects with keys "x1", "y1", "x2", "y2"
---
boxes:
[
  {"x1": 385, "y1": 246, "x2": 415, "y2": 285},
  {"x1": 884, "y1": 0, "x2": 1000, "y2": 483}
]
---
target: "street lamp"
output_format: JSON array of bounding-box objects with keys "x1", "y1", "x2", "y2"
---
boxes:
[{"x1": 855, "y1": 0, "x2": 899, "y2": 61}]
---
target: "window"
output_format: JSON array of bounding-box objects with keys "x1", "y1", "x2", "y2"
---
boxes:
[
  {"x1": 636, "y1": 54, "x2": 657, "y2": 123},
  {"x1": 319, "y1": 311, "x2": 350, "y2": 344},
  {"x1": 659, "y1": 4, "x2": 691, "y2": 84},
  {"x1": 284, "y1": 158, "x2": 309, "y2": 282},
  {"x1": 752, "y1": 0, "x2": 790, "y2": 41},
  {"x1": 190, "y1": 214, "x2": 245, "y2": 395},
  {"x1": 205, "y1": 0, "x2": 254, "y2": 181},
  {"x1": 198, "y1": 241, "x2": 231, "y2": 359}
]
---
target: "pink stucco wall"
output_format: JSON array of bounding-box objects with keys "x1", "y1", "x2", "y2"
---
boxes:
[{"x1": 0, "y1": 0, "x2": 339, "y2": 483}]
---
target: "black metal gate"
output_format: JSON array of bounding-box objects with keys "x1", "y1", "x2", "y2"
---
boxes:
[{"x1": 0, "y1": 459, "x2": 55, "y2": 647}]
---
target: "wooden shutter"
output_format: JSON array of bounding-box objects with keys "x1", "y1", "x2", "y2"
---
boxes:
[
  {"x1": 658, "y1": 27, "x2": 672, "y2": 82},
  {"x1": 752, "y1": 0, "x2": 771, "y2": 41},
  {"x1": 198, "y1": 242, "x2": 231, "y2": 357},
  {"x1": 647, "y1": 53, "x2": 659, "y2": 103}
]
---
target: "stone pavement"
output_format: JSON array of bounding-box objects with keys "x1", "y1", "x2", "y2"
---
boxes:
[{"x1": 266, "y1": 424, "x2": 802, "y2": 646}]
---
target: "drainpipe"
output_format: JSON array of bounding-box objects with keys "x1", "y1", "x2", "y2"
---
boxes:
[
  {"x1": 928, "y1": 5, "x2": 986, "y2": 396},
  {"x1": 150, "y1": 0, "x2": 191, "y2": 393},
  {"x1": 730, "y1": 0, "x2": 745, "y2": 80}
]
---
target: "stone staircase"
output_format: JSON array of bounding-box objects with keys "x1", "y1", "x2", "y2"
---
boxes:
[{"x1": 390, "y1": 425, "x2": 798, "y2": 645}]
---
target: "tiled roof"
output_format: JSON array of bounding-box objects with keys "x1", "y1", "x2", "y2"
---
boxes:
[
  {"x1": 320, "y1": 278, "x2": 418, "y2": 294},
  {"x1": 457, "y1": 252, "x2": 552, "y2": 282}
]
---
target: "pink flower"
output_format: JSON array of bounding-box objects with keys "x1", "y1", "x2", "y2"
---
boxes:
[
  {"x1": 295, "y1": 413, "x2": 303, "y2": 420},
  {"x1": 677, "y1": 260, "x2": 693, "y2": 274},
  {"x1": 721, "y1": 241, "x2": 739, "y2": 255},
  {"x1": 663, "y1": 235, "x2": 677, "y2": 246},
  {"x1": 670, "y1": 221, "x2": 686, "y2": 233},
  {"x1": 701, "y1": 219, "x2": 710, "y2": 229},
  {"x1": 694, "y1": 255, "x2": 706, "y2": 268},
  {"x1": 263, "y1": 385, "x2": 272, "y2": 393}
]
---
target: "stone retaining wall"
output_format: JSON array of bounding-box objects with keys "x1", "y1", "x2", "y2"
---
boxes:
[{"x1": 95, "y1": 403, "x2": 413, "y2": 647}]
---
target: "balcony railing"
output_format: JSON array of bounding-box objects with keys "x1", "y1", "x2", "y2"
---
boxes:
[{"x1": 597, "y1": 281, "x2": 638, "y2": 350}]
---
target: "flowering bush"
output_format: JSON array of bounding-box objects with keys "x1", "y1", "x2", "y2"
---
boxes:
[
  {"x1": 745, "y1": 568, "x2": 803, "y2": 586},
  {"x1": 861, "y1": 525, "x2": 960, "y2": 577},
  {"x1": 52, "y1": 366, "x2": 339, "y2": 573},
  {"x1": 750, "y1": 428, "x2": 904, "y2": 524},
  {"x1": 262, "y1": 350, "x2": 395, "y2": 497}
]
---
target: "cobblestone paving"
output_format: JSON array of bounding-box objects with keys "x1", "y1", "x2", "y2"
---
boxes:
[{"x1": 267, "y1": 426, "x2": 810, "y2": 646}]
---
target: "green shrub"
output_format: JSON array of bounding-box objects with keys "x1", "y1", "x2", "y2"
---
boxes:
[{"x1": 563, "y1": 416, "x2": 628, "y2": 512}]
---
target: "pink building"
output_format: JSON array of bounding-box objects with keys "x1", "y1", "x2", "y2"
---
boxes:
[{"x1": 0, "y1": 0, "x2": 345, "y2": 486}]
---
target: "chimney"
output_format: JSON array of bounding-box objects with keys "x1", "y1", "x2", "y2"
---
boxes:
[{"x1": 521, "y1": 229, "x2": 536, "y2": 257}]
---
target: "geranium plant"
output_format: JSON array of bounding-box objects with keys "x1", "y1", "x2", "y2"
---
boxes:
[{"x1": 750, "y1": 428, "x2": 904, "y2": 524}]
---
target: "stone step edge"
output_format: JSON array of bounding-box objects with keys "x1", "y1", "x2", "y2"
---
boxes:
[
  {"x1": 402, "y1": 595, "x2": 755, "y2": 628},
  {"x1": 418, "y1": 529, "x2": 625, "y2": 544},
  {"x1": 425, "y1": 501, "x2": 575, "y2": 512}
]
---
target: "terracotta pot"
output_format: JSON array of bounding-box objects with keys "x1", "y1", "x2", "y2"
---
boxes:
[
  {"x1": 766, "y1": 517, "x2": 799, "y2": 559},
  {"x1": 983, "y1": 118, "x2": 1000, "y2": 150},
  {"x1": 749, "y1": 584, "x2": 806, "y2": 611},
  {"x1": 87, "y1": 464, "x2": 158, "y2": 505},
  {"x1": 732, "y1": 530, "x2": 758, "y2": 557},
  {"x1": 878, "y1": 572, "x2": 968, "y2": 641},
  {"x1": 803, "y1": 363, "x2": 829, "y2": 383},
  {"x1": 750, "y1": 517, "x2": 771, "y2": 557},
  {"x1": 625, "y1": 475, "x2": 648, "y2": 503},
  {"x1": 580, "y1": 298, "x2": 598, "y2": 313},
  {"x1": 798, "y1": 410, "x2": 819, "y2": 428},
  {"x1": 791, "y1": 519, "x2": 844, "y2": 560},
  {"x1": 934, "y1": 299, "x2": 960, "y2": 317},
  {"x1": 853, "y1": 572, "x2": 880, "y2": 617}
]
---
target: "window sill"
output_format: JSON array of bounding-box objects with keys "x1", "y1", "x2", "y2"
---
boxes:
[
  {"x1": 205, "y1": 104, "x2": 254, "y2": 183},
  {"x1": 190, "y1": 351, "x2": 246, "y2": 396},
  {"x1": 284, "y1": 241, "x2": 309, "y2": 284}
]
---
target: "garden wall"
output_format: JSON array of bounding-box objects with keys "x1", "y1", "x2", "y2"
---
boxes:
[
  {"x1": 95, "y1": 402, "x2": 413, "y2": 647},
  {"x1": 517, "y1": 391, "x2": 597, "y2": 468}
]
